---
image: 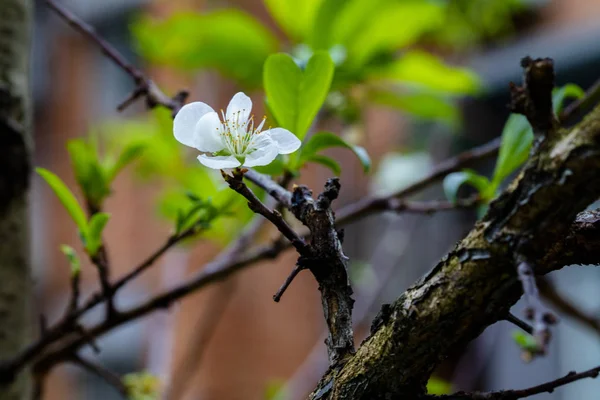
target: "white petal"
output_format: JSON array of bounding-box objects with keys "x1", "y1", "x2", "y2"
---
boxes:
[
  {"x1": 173, "y1": 102, "x2": 214, "y2": 148},
  {"x1": 194, "y1": 112, "x2": 224, "y2": 152},
  {"x1": 226, "y1": 92, "x2": 252, "y2": 124},
  {"x1": 243, "y1": 135, "x2": 279, "y2": 167},
  {"x1": 197, "y1": 154, "x2": 241, "y2": 169},
  {"x1": 264, "y1": 128, "x2": 301, "y2": 154}
]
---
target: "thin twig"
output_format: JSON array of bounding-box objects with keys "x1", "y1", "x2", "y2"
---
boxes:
[
  {"x1": 223, "y1": 170, "x2": 309, "y2": 254},
  {"x1": 504, "y1": 313, "x2": 534, "y2": 335},
  {"x1": 91, "y1": 246, "x2": 116, "y2": 318},
  {"x1": 273, "y1": 264, "x2": 305, "y2": 302},
  {"x1": 112, "y1": 228, "x2": 197, "y2": 292},
  {"x1": 517, "y1": 262, "x2": 557, "y2": 353},
  {"x1": 45, "y1": 0, "x2": 187, "y2": 114},
  {"x1": 64, "y1": 271, "x2": 80, "y2": 319},
  {"x1": 70, "y1": 355, "x2": 128, "y2": 397},
  {"x1": 244, "y1": 170, "x2": 293, "y2": 208},
  {"x1": 437, "y1": 364, "x2": 600, "y2": 399}
]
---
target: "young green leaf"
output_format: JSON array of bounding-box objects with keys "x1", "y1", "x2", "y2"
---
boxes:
[
  {"x1": 36, "y1": 168, "x2": 89, "y2": 236},
  {"x1": 443, "y1": 169, "x2": 490, "y2": 203},
  {"x1": 67, "y1": 139, "x2": 110, "y2": 208},
  {"x1": 60, "y1": 244, "x2": 81, "y2": 277},
  {"x1": 512, "y1": 330, "x2": 540, "y2": 352},
  {"x1": 491, "y1": 114, "x2": 533, "y2": 188},
  {"x1": 491, "y1": 84, "x2": 583, "y2": 190},
  {"x1": 307, "y1": 154, "x2": 342, "y2": 175},
  {"x1": 427, "y1": 377, "x2": 452, "y2": 395},
  {"x1": 264, "y1": 51, "x2": 335, "y2": 139},
  {"x1": 86, "y1": 212, "x2": 110, "y2": 256},
  {"x1": 105, "y1": 142, "x2": 147, "y2": 182},
  {"x1": 299, "y1": 131, "x2": 370, "y2": 172},
  {"x1": 123, "y1": 371, "x2": 160, "y2": 400},
  {"x1": 552, "y1": 83, "x2": 584, "y2": 114}
]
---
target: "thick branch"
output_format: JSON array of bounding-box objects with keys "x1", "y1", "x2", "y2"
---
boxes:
[
  {"x1": 291, "y1": 179, "x2": 355, "y2": 365},
  {"x1": 309, "y1": 59, "x2": 600, "y2": 399}
]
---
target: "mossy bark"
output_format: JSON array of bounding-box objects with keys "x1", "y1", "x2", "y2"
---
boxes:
[
  {"x1": 0, "y1": 1, "x2": 32, "y2": 399},
  {"x1": 310, "y1": 98, "x2": 600, "y2": 399}
]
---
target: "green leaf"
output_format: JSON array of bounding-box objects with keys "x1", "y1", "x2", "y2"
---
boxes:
[
  {"x1": 105, "y1": 142, "x2": 147, "y2": 182},
  {"x1": 299, "y1": 131, "x2": 370, "y2": 172},
  {"x1": 374, "y1": 51, "x2": 480, "y2": 95},
  {"x1": 307, "y1": 154, "x2": 341, "y2": 175},
  {"x1": 264, "y1": 51, "x2": 335, "y2": 139},
  {"x1": 264, "y1": 0, "x2": 322, "y2": 42},
  {"x1": 427, "y1": 377, "x2": 452, "y2": 395},
  {"x1": 67, "y1": 139, "x2": 110, "y2": 208},
  {"x1": 264, "y1": 379, "x2": 287, "y2": 400},
  {"x1": 36, "y1": 168, "x2": 88, "y2": 236},
  {"x1": 492, "y1": 114, "x2": 533, "y2": 187},
  {"x1": 60, "y1": 245, "x2": 81, "y2": 277},
  {"x1": 86, "y1": 212, "x2": 110, "y2": 256},
  {"x1": 132, "y1": 11, "x2": 278, "y2": 87},
  {"x1": 348, "y1": 1, "x2": 444, "y2": 66},
  {"x1": 323, "y1": 0, "x2": 388, "y2": 50},
  {"x1": 443, "y1": 169, "x2": 490, "y2": 203},
  {"x1": 552, "y1": 83, "x2": 584, "y2": 114},
  {"x1": 370, "y1": 89, "x2": 460, "y2": 127},
  {"x1": 512, "y1": 331, "x2": 540, "y2": 352},
  {"x1": 490, "y1": 84, "x2": 584, "y2": 190},
  {"x1": 123, "y1": 371, "x2": 160, "y2": 400}
]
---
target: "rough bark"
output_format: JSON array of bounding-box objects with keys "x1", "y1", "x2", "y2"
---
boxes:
[
  {"x1": 0, "y1": 1, "x2": 32, "y2": 399},
  {"x1": 310, "y1": 61, "x2": 600, "y2": 399}
]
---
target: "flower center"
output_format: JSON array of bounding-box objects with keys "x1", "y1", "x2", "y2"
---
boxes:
[{"x1": 218, "y1": 109, "x2": 266, "y2": 157}]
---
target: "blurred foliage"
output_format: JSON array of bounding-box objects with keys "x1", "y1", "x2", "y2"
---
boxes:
[
  {"x1": 123, "y1": 372, "x2": 160, "y2": 400},
  {"x1": 511, "y1": 330, "x2": 543, "y2": 362},
  {"x1": 36, "y1": 168, "x2": 111, "y2": 257},
  {"x1": 73, "y1": 0, "x2": 543, "y2": 248},
  {"x1": 429, "y1": 0, "x2": 546, "y2": 49},
  {"x1": 132, "y1": 11, "x2": 278, "y2": 88},
  {"x1": 426, "y1": 376, "x2": 453, "y2": 395},
  {"x1": 60, "y1": 245, "x2": 81, "y2": 277},
  {"x1": 129, "y1": 0, "x2": 529, "y2": 126},
  {"x1": 101, "y1": 108, "x2": 256, "y2": 244}
]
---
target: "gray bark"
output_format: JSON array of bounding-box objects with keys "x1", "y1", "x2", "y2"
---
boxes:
[{"x1": 0, "y1": 0, "x2": 32, "y2": 399}]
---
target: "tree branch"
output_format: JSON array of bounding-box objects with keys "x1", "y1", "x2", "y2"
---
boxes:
[
  {"x1": 70, "y1": 355, "x2": 128, "y2": 397},
  {"x1": 436, "y1": 364, "x2": 600, "y2": 399},
  {"x1": 45, "y1": 0, "x2": 187, "y2": 114},
  {"x1": 307, "y1": 58, "x2": 600, "y2": 399}
]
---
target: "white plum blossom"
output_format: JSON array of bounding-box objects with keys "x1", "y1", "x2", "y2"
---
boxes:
[{"x1": 173, "y1": 92, "x2": 301, "y2": 169}]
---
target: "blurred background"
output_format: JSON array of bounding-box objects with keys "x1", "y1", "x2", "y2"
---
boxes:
[{"x1": 30, "y1": 0, "x2": 600, "y2": 399}]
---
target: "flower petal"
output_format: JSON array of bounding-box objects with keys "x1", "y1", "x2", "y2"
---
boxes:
[
  {"x1": 173, "y1": 102, "x2": 214, "y2": 148},
  {"x1": 194, "y1": 112, "x2": 224, "y2": 152},
  {"x1": 243, "y1": 135, "x2": 279, "y2": 167},
  {"x1": 264, "y1": 128, "x2": 301, "y2": 154},
  {"x1": 226, "y1": 92, "x2": 252, "y2": 124},
  {"x1": 197, "y1": 154, "x2": 241, "y2": 169}
]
